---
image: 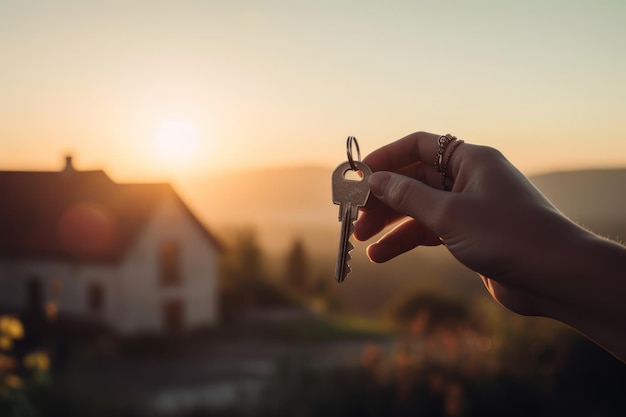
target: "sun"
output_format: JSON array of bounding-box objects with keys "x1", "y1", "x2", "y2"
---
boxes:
[{"x1": 155, "y1": 120, "x2": 199, "y2": 166}]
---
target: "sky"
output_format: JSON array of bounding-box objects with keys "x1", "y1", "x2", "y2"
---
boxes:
[{"x1": 1, "y1": 0, "x2": 626, "y2": 183}]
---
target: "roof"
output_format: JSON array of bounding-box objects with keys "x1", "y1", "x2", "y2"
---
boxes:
[{"x1": 0, "y1": 159, "x2": 222, "y2": 263}]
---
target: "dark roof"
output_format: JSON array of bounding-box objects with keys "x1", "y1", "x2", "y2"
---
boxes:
[{"x1": 0, "y1": 162, "x2": 221, "y2": 263}]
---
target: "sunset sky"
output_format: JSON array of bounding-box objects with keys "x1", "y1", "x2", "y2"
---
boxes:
[{"x1": 2, "y1": 0, "x2": 625, "y2": 183}]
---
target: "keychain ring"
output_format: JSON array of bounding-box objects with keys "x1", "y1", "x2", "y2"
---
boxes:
[{"x1": 346, "y1": 136, "x2": 361, "y2": 171}]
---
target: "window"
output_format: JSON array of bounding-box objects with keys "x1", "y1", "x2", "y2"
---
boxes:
[
  {"x1": 88, "y1": 283, "x2": 104, "y2": 314},
  {"x1": 163, "y1": 298, "x2": 184, "y2": 334},
  {"x1": 26, "y1": 278, "x2": 43, "y2": 314},
  {"x1": 160, "y1": 242, "x2": 182, "y2": 286}
]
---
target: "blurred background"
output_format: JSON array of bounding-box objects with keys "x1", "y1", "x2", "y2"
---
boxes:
[{"x1": 1, "y1": 1, "x2": 626, "y2": 416}]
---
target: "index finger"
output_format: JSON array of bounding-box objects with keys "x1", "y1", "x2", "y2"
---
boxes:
[{"x1": 363, "y1": 131, "x2": 442, "y2": 173}]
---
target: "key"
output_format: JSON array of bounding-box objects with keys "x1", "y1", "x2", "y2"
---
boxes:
[{"x1": 332, "y1": 160, "x2": 372, "y2": 283}]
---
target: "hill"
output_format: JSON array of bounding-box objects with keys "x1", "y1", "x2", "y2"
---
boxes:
[
  {"x1": 179, "y1": 165, "x2": 338, "y2": 254},
  {"x1": 530, "y1": 168, "x2": 626, "y2": 240}
]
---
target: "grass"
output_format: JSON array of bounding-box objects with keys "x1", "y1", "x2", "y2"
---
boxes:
[{"x1": 277, "y1": 314, "x2": 397, "y2": 342}]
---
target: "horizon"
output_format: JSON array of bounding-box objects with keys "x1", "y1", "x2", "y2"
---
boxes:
[{"x1": 4, "y1": 151, "x2": 626, "y2": 179}]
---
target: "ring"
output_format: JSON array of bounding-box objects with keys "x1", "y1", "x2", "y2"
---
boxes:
[
  {"x1": 434, "y1": 134, "x2": 463, "y2": 191},
  {"x1": 434, "y1": 134, "x2": 456, "y2": 171},
  {"x1": 441, "y1": 139, "x2": 464, "y2": 190},
  {"x1": 346, "y1": 136, "x2": 361, "y2": 171}
]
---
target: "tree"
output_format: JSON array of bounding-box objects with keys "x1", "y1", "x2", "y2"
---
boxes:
[
  {"x1": 221, "y1": 227, "x2": 265, "y2": 285},
  {"x1": 283, "y1": 237, "x2": 310, "y2": 293},
  {"x1": 220, "y1": 227, "x2": 266, "y2": 309},
  {"x1": 220, "y1": 227, "x2": 295, "y2": 311}
]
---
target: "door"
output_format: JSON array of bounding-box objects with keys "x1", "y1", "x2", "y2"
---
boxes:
[{"x1": 162, "y1": 298, "x2": 185, "y2": 334}]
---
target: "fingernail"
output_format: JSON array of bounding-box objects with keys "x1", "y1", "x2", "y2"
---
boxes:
[{"x1": 368, "y1": 172, "x2": 391, "y2": 197}]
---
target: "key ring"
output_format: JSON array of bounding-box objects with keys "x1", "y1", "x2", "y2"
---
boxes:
[{"x1": 346, "y1": 136, "x2": 361, "y2": 171}]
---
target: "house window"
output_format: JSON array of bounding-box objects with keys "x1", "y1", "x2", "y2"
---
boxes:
[
  {"x1": 26, "y1": 278, "x2": 43, "y2": 314},
  {"x1": 88, "y1": 283, "x2": 105, "y2": 314},
  {"x1": 160, "y1": 242, "x2": 181, "y2": 286},
  {"x1": 163, "y1": 298, "x2": 185, "y2": 334}
]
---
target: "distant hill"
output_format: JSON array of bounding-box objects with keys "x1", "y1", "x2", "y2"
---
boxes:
[
  {"x1": 179, "y1": 165, "x2": 338, "y2": 254},
  {"x1": 177, "y1": 166, "x2": 626, "y2": 315},
  {"x1": 530, "y1": 168, "x2": 626, "y2": 240}
]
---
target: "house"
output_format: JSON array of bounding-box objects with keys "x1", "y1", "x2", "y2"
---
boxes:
[{"x1": 0, "y1": 156, "x2": 221, "y2": 335}]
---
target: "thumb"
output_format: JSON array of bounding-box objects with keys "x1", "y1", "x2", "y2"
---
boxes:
[{"x1": 368, "y1": 171, "x2": 444, "y2": 227}]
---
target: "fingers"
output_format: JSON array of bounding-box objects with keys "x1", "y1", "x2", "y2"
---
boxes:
[
  {"x1": 354, "y1": 203, "x2": 398, "y2": 241},
  {"x1": 354, "y1": 130, "x2": 461, "y2": 260},
  {"x1": 355, "y1": 170, "x2": 445, "y2": 242},
  {"x1": 368, "y1": 171, "x2": 446, "y2": 228},
  {"x1": 356, "y1": 170, "x2": 450, "y2": 255},
  {"x1": 366, "y1": 218, "x2": 441, "y2": 263},
  {"x1": 363, "y1": 131, "x2": 440, "y2": 171},
  {"x1": 355, "y1": 161, "x2": 427, "y2": 240},
  {"x1": 362, "y1": 130, "x2": 470, "y2": 198}
]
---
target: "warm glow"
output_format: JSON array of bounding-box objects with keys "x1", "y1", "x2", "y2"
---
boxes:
[
  {"x1": 2, "y1": 2, "x2": 626, "y2": 179},
  {"x1": 155, "y1": 120, "x2": 199, "y2": 167}
]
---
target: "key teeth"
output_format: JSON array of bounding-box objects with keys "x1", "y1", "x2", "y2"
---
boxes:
[
  {"x1": 338, "y1": 263, "x2": 351, "y2": 283},
  {"x1": 340, "y1": 230, "x2": 355, "y2": 282},
  {"x1": 336, "y1": 220, "x2": 358, "y2": 283},
  {"x1": 341, "y1": 264, "x2": 352, "y2": 282}
]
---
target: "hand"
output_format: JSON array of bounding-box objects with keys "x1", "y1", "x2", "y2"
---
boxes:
[
  {"x1": 354, "y1": 131, "x2": 626, "y2": 362},
  {"x1": 354, "y1": 131, "x2": 588, "y2": 317}
]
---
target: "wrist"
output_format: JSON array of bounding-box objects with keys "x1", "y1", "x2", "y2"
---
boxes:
[{"x1": 542, "y1": 228, "x2": 626, "y2": 360}]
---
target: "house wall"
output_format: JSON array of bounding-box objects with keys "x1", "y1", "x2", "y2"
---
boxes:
[
  {"x1": 115, "y1": 194, "x2": 219, "y2": 335},
  {"x1": 0, "y1": 195, "x2": 218, "y2": 335},
  {"x1": 0, "y1": 259, "x2": 120, "y2": 326}
]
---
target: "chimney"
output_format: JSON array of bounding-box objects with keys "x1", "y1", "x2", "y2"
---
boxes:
[{"x1": 63, "y1": 155, "x2": 74, "y2": 172}]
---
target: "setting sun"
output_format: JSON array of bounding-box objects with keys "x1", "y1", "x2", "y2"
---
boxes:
[{"x1": 155, "y1": 120, "x2": 199, "y2": 167}]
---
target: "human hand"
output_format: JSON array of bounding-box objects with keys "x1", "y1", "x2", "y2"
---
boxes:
[{"x1": 354, "y1": 131, "x2": 588, "y2": 317}]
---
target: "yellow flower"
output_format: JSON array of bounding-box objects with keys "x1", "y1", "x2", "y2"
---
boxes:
[
  {"x1": 0, "y1": 316, "x2": 24, "y2": 340},
  {"x1": 24, "y1": 351, "x2": 50, "y2": 371}
]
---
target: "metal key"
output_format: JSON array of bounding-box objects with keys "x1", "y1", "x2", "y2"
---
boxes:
[{"x1": 332, "y1": 160, "x2": 372, "y2": 283}]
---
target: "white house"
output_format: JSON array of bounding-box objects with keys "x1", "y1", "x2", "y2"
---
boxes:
[{"x1": 0, "y1": 157, "x2": 221, "y2": 335}]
